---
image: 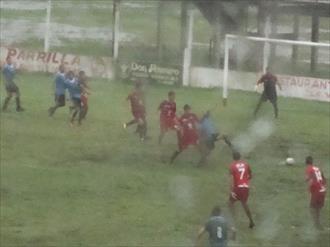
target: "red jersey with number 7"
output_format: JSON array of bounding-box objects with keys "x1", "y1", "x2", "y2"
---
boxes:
[
  {"x1": 230, "y1": 161, "x2": 252, "y2": 188},
  {"x1": 305, "y1": 165, "x2": 326, "y2": 194}
]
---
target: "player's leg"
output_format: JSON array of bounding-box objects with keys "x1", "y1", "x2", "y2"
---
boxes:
[
  {"x1": 158, "y1": 122, "x2": 168, "y2": 144},
  {"x1": 241, "y1": 201, "x2": 255, "y2": 228},
  {"x1": 310, "y1": 193, "x2": 324, "y2": 229},
  {"x1": 311, "y1": 207, "x2": 322, "y2": 229},
  {"x1": 197, "y1": 142, "x2": 210, "y2": 166},
  {"x1": 15, "y1": 95, "x2": 24, "y2": 112},
  {"x1": 253, "y1": 93, "x2": 266, "y2": 117},
  {"x1": 170, "y1": 149, "x2": 182, "y2": 164},
  {"x1": 70, "y1": 99, "x2": 81, "y2": 125},
  {"x1": 80, "y1": 94, "x2": 88, "y2": 120},
  {"x1": 124, "y1": 119, "x2": 137, "y2": 128},
  {"x1": 2, "y1": 91, "x2": 12, "y2": 111},
  {"x1": 49, "y1": 95, "x2": 64, "y2": 116},
  {"x1": 170, "y1": 132, "x2": 184, "y2": 164},
  {"x1": 239, "y1": 188, "x2": 254, "y2": 228},
  {"x1": 270, "y1": 98, "x2": 278, "y2": 118},
  {"x1": 138, "y1": 118, "x2": 147, "y2": 141},
  {"x1": 78, "y1": 104, "x2": 84, "y2": 125}
]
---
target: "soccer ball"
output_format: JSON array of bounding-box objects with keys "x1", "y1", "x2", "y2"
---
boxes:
[{"x1": 285, "y1": 157, "x2": 295, "y2": 166}]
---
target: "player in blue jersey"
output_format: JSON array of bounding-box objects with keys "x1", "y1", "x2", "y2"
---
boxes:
[
  {"x1": 48, "y1": 64, "x2": 67, "y2": 116},
  {"x1": 196, "y1": 205, "x2": 236, "y2": 247},
  {"x1": 198, "y1": 111, "x2": 232, "y2": 166},
  {"x1": 65, "y1": 71, "x2": 83, "y2": 126},
  {"x1": 2, "y1": 57, "x2": 24, "y2": 112}
]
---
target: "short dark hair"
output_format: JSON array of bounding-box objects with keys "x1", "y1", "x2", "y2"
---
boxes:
[
  {"x1": 183, "y1": 104, "x2": 191, "y2": 111},
  {"x1": 168, "y1": 91, "x2": 175, "y2": 97},
  {"x1": 211, "y1": 205, "x2": 221, "y2": 216},
  {"x1": 135, "y1": 81, "x2": 142, "y2": 89},
  {"x1": 305, "y1": 156, "x2": 313, "y2": 165},
  {"x1": 233, "y1": 151, "x2": 241, "y2": 160}
]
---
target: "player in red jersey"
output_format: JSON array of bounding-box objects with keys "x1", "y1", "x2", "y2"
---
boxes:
[
  {"x1": 158, "y1": 91, "x2": 177, "y2": 144},
  {"x1": 305, "y1": 156, "x2": 327, "y2": 229},
  {"x1": 170, "y1": 104, "x2": 200, "y2": 164},
  {"x1": 77, "y1": 71, "x2": 90, "y2": 122},
  {"x1": 123, "y1": 82, "x2": 147, "y2": 142},
  {"x1": 228, "y1": 151, "x2": 255, "y2": 228}
]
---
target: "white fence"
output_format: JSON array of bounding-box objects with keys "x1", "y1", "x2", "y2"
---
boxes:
[
  {"x1": 1, "y1": 46, "x2": 329, "y2": 102},
  {"x1": 190, "y1": 67, "x2": 330, "y2": 102}
]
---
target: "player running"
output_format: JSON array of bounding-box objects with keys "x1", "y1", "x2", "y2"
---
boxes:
[
  {"x1": 158, "y1": 91, "x2": 177, "y2": 144},
  {"x1": 196, "y1": 205, "x2": 236, "y2": 247},
  {"x1": 2, "y1": 57, "x2": 24, "y2": 112},
  {"x1": 228, "y1": 151, "x2": 255, "y2": 228},
  {"x1": 305, "y1": 156, "x2": 327, "y2": 230},
  {"x1": 65, "y1": 71, "x2": 83, "y2": 126},
  {"x1": 170, "y1": 104, "x2": 200, "y2": 164},
  {"x1": 48, "y1": 65, "x2": 67, "y2": 117},
  {"x1": 253, "y1": 67, "x2": 282, "y2": 119},
  {"x1": 198, "y1": 111, "x2": 233, "y2": 166},
  {"x1": 123, "y1": 82, "x2": 147, "y2": 142}
]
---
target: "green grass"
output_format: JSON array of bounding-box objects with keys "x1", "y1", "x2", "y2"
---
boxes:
[{"x1": 1, "y1": 73, "x2": 330, "y2": 247}]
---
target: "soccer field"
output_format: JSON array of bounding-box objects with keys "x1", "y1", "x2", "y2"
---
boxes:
[{"x1": 1, "y1": 73, "x2": 329, "y2": 247}]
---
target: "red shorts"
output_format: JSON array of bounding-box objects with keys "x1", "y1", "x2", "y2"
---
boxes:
[
  {"x1": 310, "y1": 191, "x2": 326, "y2": 209},
  {"x1": 230, "y1": 187, "x2": 249, "y2": 203},
  {"x1": 81, "y1": 94, "x2": 88, "y2": 107},
  {"x1": 160, "y1": 117, "x2": 176, "y2": 132},
  {"x1": 178, "y1": 132, "x2": 199, "y2": 150}
]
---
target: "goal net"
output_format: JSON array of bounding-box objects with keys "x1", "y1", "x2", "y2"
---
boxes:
[{"x1": 222, "y1": 34, "x2": 330, "y2": 104}]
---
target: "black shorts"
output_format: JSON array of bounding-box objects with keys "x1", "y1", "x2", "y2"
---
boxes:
[
  {"x1": 202, "y1": 134, "x2": 219, "y2": 151},
  {"x1": 5, "y1": 83, "x2": 19, "y2": 94},
  {"x1": 55, "y1": 94, "x2": 65, "y2": 106},
  {"x1": 72, "y1": 97, "x2": 81, "y2": 107},
  {"x1": 261, "y1": 91, "x2": 277, "y2": 103}
]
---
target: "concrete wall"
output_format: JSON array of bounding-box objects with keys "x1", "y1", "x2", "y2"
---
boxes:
[{"x1": 190, "y1": 67, "x2": 330, "y2": 102}]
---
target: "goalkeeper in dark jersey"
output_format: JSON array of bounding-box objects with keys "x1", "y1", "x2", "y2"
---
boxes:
[{"x1": 253, "y1": 67, "x2": 282, "y2": 118}]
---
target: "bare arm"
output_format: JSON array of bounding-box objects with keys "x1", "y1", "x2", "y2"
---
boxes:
[
  {"x1": 230, "y1": 226, "x2": 237, "y2": 240},
  {"x1": 195, "y1": 226, "x2": 206, "y2": 247}
]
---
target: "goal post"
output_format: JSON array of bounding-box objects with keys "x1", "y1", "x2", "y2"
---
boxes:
[{"x1": 222, "y1": 34, "x2": 330, "y2": 104}]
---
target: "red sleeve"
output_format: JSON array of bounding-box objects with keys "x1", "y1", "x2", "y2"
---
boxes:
[
  {"x1": 257, "y1": 75, "x2": 265, "y2": 84},
  {"x1": 229, "y1": 164, "x2": 234, "y2": 175}
]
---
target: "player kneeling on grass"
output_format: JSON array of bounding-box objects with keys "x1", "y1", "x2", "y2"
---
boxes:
[
  {"x1": 196, "y1": 205, "x2": 236, "y2": 247},
  {"x1": 48, "y1": 64, "x2": 66, "y2": 117},
  {"x1": 305, "y1": 156, "x2": 327, "y2": 230},
  {"x1": 2, "y1": 57, "x2": 24, "y2": 112},
  {"x1": 123, "y1": 81, "x2": 147, "y2": 142},
  {"x1": 170, "y1": 104, "x2": 200, "y2": 164},
  {"x1": 228, "y1": 151, "x2": 255, "y2": 228},
  {"x1": 158, "y1": 91, "x2": 177, "y2": 144},
  {"x1": 65, "y1": 71, "x2": 83, "y2": 126}
]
